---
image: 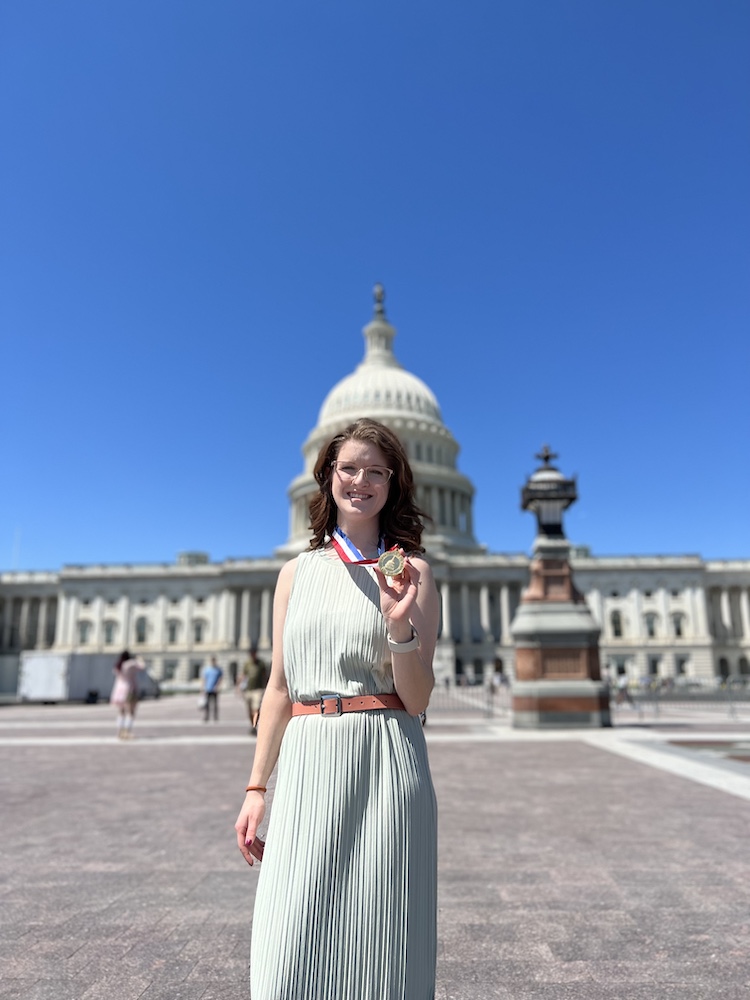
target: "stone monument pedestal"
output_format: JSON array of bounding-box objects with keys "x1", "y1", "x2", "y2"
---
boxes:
[
  {"x1": 511, "y1": 548, "x2": 611, "y2": 728},
  {"x1": 509, "y1": 451, "x2": 610, "y2": 729}
]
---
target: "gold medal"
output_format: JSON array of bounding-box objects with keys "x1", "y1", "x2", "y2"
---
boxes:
[{"x1": 378, "y1": 550, "x2": 405, "y2": 577}]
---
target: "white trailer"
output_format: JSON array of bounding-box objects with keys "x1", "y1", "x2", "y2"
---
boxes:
[{"x1": 18, "y1": 652, "x2": 160, "y2": 703}]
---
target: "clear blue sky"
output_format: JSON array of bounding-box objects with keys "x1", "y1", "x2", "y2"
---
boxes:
[{"x1": 2, "y1": 0, "x2": 748, "y2": 570}]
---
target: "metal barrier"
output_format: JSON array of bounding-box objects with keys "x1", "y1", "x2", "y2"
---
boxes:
[
  {"x1": 614, "y1": 680, "x2": 750, "y2": 721},
  {"x1": 426, "y1": 683, "x2": 509, "y2": 719}
]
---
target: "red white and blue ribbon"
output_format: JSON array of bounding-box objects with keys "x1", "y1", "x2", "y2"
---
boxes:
[{"x1": 330, "y1": 527, "x2": 385, "y2": 565}]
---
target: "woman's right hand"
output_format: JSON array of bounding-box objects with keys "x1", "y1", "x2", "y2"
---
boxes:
[{"x1": 235, "y1": 791, "x2": 266, "y2": 867}]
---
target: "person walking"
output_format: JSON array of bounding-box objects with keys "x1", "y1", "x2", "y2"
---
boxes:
[
  {"x1": 234, "y1": 417, "x2": 439, "y2": 1000},
  {"x1": 237, "y1": 649, "x2": 268, "y2": 735},
  {"x1": 201, "y1": 656, "x2": 223, "y2": 723},
  {"x1": 110, "y1": 650, "x2": 146, "y2": 740}
]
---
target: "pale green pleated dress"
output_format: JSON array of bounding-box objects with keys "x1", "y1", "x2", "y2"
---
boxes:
[{"x1": 251, "y1": 547, "x2": 437, "y2": 1000}]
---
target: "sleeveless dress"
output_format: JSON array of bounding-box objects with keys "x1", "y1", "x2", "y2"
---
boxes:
[{"x1": 250, "y1": 548, "x2": 437, "y2": 1000}]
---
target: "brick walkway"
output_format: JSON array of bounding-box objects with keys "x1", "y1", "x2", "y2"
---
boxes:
[{"x1": 1, "y1": 695, "x2": 749, "y2": 999}]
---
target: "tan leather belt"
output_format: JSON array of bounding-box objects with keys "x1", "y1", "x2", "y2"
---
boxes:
[{"x1": 292, "y1": 694, "x2": 406, "y2": 717}]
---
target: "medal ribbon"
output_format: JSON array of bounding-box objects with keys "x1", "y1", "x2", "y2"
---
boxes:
[{"x1": 331, "y1": 528, "x2": 390, "y2": 566}]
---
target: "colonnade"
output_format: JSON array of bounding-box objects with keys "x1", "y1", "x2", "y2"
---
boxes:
[
  {"x1": 439, "y1": 581, "x2": 515, "y2": 645},
  {"x1": 711, "y1": 586, "x2": 750, "y2": 640},
  {"x1": 0, "y1": 596, "x2": 57, "y2": 652},
  {"x1": 416, "y1": 485, "x2": 473, "y2": 535}
]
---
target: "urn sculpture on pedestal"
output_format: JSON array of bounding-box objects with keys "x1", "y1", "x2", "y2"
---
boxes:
[{"x1": 510, "y1": 447, "x2": 610, "y2": 728}]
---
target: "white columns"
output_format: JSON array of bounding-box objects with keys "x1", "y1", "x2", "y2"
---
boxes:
[
  {"x1": 440, "y1": 583, "x2": 452, "y2": 640},
  {"x1": 19, "y1": 599, "x2": 30, "y2": 649},
  {"x1": 225, "y1": 589, "x2": 237, "y2": 647},
  {"x1": 740, "y1": 588, "x2": 750, "y2": 640},
  {"x1": 1, "y1": 599, "x2": 13, "y2": 649},
  {"x1": 62, "y1": 596, "x2": 78, "y2": 646},
  {"x1": 183, "y1": 596, "x2": 194, "y2": 648},
  {"x1": 121, "y1": 596, "x2": 132, "y2": 649},
  {"x1": 36, "y1": 598, "x2": 48, "y2": 649},
  {"x1": 460, "y1": 584, "x2": 471, "y2": 644},
  {"x1": 631, "y1": 588, "x2": 644, "y2": 639},
  {"x1": 500, "y1": 585, "x2": 511, "y2": 645},
  {"x1": 240, "y1": 589, "x2": 250, "y2": 650},
  {"x1": 479, "y1": 585, "x2": 492, "y2": 640},
  {"x1": 720, "y1": 588, "x2": 732, "y2": 638},
  {"x1": 659, "y1": 588, "x2": 670, "y2": 634},
  {"x1": 691, "y1": 586, "x2": 709, "y2": 637},
  {"x1": 215, "y1": 592, "x2": 226, "y2": 644},
  {"x1": 93, "y1": 597, "x2": 104, "y2": 650},
  {"x1": 430, "y1": 489, "x2": 440, "y2": 525},
  {"x1": 588, "y1": 588, "x2": 603, "y2": 627},
  {"x1": 259, "y1": 588, "x2": 272, "y2": 650},
  {"x1": 157, "y1": 595, "x2": 168, "y2": 648},
  {"x1": 55, "y1": 597, "x2": 67, "y2": 649}
]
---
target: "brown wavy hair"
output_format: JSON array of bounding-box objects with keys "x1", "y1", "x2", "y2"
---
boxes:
[{"x1": 308, "y1": 418, "x2": 429, "y2": 552}]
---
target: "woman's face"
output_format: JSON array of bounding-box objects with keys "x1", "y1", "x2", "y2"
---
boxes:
[{"x1": 330, "y1": 438, "x2": 392, "y2": 525}]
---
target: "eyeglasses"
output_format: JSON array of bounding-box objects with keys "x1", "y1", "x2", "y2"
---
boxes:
[{"x1": 332, "y1": 462, "x2": 394, "y2": 485}]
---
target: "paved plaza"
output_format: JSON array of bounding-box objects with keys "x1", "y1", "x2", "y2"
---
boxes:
[{"x1": 1, "y1": 693, "x2": 749, "y2": 999}]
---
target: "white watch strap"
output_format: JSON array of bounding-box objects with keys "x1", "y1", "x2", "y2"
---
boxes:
[{"x1": 387, "y1": 628, "x2": 420, "y2": 653}]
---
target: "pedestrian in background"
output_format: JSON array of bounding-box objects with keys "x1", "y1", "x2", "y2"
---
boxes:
[
  {"x1": 237, "y1": 648, "x2": 268, "y2": 735},
  {"x1": 110, "y1": 650, "x2": 146, "y2": 740},
  {"x1": 201, "y1": 656, "x2": 223, "y2": 723}
]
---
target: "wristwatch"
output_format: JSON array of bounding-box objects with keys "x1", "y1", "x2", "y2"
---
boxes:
[{"x1": 387, "y1": 627, "x2": 420, "y2": 653}]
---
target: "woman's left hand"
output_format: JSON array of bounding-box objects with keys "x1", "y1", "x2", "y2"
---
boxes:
[{"x1": 373, "y1": 552, "x2": 420, "y2": 627}]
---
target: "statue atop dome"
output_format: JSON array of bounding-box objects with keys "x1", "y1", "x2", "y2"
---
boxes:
[{"x1": 373, "y1": 282, "x2": 386, "y2": 317}]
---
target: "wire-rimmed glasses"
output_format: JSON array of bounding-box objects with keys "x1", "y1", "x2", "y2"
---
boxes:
[{"x1": 332, "y1": 462, "x2": 394, "y2": 486}]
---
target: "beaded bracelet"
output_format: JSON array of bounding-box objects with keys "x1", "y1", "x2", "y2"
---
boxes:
[{"x1": 245, "y1": 785, "x2": 267, "y2": 793}]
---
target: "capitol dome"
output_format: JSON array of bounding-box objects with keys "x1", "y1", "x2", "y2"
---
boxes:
[
  {"x1": 278, "y1": 286, "x2": 481, "y2": 556},
  {"x1": 317, "y1": 289, "x2": 443, "y2": 429}
]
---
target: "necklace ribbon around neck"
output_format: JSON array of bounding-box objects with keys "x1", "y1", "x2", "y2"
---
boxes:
[{"x1": 331, "y1": 528, "x2": 406, "y2": 577}]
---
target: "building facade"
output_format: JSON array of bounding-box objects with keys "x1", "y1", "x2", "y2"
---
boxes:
[{"x1": 1, "y1": 289, "x2": 749, "y2": 691}]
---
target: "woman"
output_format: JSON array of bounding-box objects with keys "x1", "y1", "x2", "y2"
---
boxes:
[
  {"x1": 110, "y1": 649, "x2": 146, "y2": 739},
  {"x1": 234, "y1": 418, "x2": 439, "y2": 999}
]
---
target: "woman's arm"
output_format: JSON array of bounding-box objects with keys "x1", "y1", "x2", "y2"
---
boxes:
[
  {"x1": 234, "y1": 557, "x2": 297, "y2": 866},
  {"x1": 375, "y1": 555, "x2": 439, "y2": 716}
]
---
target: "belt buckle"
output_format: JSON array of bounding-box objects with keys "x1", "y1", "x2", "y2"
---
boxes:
[{"x1": 320, "y1": 695, "x2": 343, "y2": 717}]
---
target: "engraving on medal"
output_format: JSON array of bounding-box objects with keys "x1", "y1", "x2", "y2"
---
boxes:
[{"x1": 378, "y1": 550, "x2": 405, "y2": 577}]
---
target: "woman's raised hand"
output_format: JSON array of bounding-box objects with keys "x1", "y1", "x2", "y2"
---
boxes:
[{"x1": 374, "y1": 553, "x2": 420, "y2": 627}]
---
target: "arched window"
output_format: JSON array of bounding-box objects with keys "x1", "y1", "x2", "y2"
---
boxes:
[
  {"x1": 103, "y1": 621, "x2": 117, "y2": 645},
  {"x1": 671, "y1": 613, "x2": 686, "y2": 638},
  {"x1": 135, "y1": 616, "x2": 147, "y2": 644},
  {"x1": 77, "y1": 620, "x2": 92, "y2": 645},
  {"x1": 739, "y1": 657, "x2": 750, "y2": 677},
  {"x1": 193, "y1": 619, "x2": 205, "y2": 644},
  {"x1": 718, "y1": 657, "x2": 730, "y2": 680},
  {"x1": 644, "y1": 613, "x2": 658, "y2": 638},
  {"x1": 167, "y1": 620, "x2": 180, "y2": 644},
  {"x1": 610, "y1": 610, "x2": 623, "y2": 638}
]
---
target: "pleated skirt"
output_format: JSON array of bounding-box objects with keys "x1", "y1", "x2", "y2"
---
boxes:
[{"x1": 250, "y1": 709, "x2": 437, "y2": 1000}]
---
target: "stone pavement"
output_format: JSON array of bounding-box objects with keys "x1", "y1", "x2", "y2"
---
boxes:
[{"x1": 1, "y1": 694, "x2": 749, "y2": 999}]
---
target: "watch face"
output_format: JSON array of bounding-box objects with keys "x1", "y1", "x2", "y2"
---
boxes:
[{"x1": 378, "y1": 550, "x2": 405, "y2": 577}]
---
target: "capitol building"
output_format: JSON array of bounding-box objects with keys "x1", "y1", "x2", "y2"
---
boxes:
[{"x1": 1, "y1": 288, "x2": 749, "y2": 691}]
